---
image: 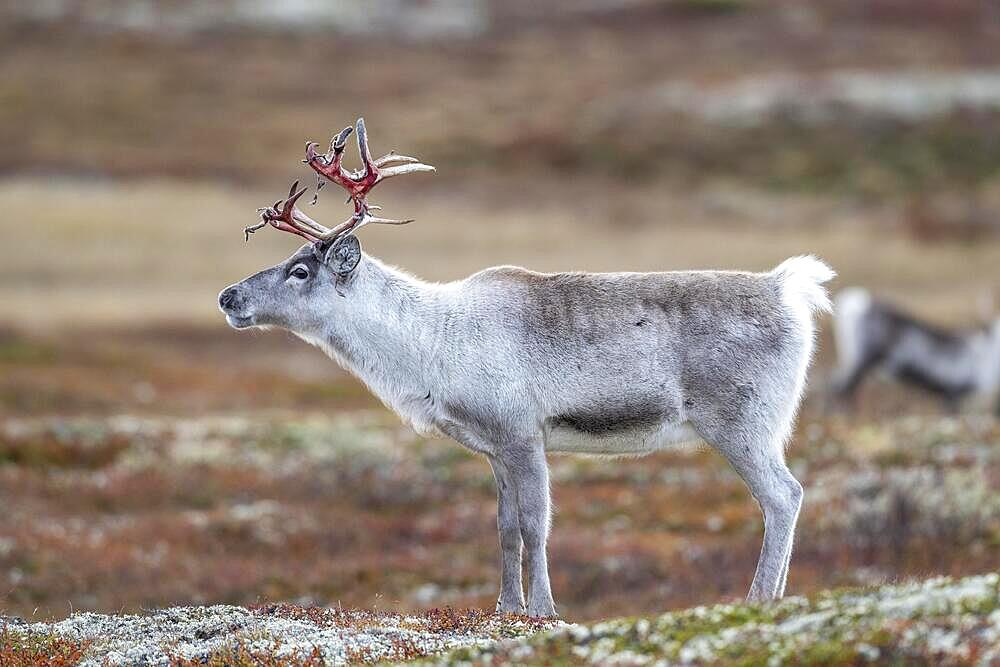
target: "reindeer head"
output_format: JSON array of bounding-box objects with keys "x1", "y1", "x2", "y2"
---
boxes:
[{"x1": 218, "y1": 118, "x2": 434, "y2": 333}]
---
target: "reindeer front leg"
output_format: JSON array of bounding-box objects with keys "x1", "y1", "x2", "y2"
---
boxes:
[
  {"x1": 488, "y1": 456, "x2": 526, "y2": 614},
  {"x1": 502, "y1": 443, "x2": 557, "y2": 618}
]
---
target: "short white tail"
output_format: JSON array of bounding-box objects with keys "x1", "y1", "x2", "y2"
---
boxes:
[{"x1": 774, "y1": 255, "x2": 836, "y2": 314}]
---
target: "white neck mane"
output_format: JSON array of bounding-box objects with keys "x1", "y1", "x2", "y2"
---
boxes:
[{"x1": 297, "y1": 255, "x2": 449, "y2": 433}]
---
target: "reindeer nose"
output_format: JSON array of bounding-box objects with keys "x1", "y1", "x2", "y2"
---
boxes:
[{"x1": 218, "y1": 287, "x2": 240, "y2": 312}]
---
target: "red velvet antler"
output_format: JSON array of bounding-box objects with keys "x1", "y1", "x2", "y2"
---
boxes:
[
  {"x1": 246, "y1": 118, "x2": 435, "y2": 243},
  {"x1": 303, "y1": 117, "x2": 435, "y2": 236}
]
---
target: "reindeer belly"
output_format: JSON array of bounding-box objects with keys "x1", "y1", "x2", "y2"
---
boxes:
[{"x1": 544, "y1": 418, "x2": 700, "y2": 455}]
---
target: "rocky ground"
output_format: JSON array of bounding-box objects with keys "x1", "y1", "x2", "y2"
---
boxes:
[
  {"x1": 2, "y1": 605, "x2": 560, "y2": 666},
  {"x1": 4, "y1": 573, "x2": 998, "y2": 665}
]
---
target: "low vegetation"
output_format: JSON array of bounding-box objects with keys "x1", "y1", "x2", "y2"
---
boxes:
[
  {"x1": 5, "y1": 573, "x2": 998, "y2": 665},
  {"x1": 4, "y1": 604, "x2": 561, "y2": 666},
  {"x1": 0, "y1": 627, "x2": 89, "y2": 667},
  {"x1": 436, "y1": 573, "x2": 1000, "y2": 665},
  {"x1": 0, "y1": 409, "x2": 997, "y2": 623}
]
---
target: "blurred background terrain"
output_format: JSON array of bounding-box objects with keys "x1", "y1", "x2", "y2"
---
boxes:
[{"x1": 1, "y1": 0, "x2": 999, "y2": 622}]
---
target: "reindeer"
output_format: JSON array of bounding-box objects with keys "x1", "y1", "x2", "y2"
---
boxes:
[
  {"x1": 832, "y1": 288, "x2": 1000, "y2": 414},
  {"x1": 218, "y1": 119, "x2": 835, "y2": 616}
]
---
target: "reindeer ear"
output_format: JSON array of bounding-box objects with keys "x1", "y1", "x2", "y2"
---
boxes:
[{"x1": 323, "y1": 234, "x2": 361, "y2": 276}]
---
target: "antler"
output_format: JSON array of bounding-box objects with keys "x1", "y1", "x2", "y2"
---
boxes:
[
  {"x1": 302, "y1": 117, "x2": 435, "y2": 237},
  {"x1": 243, "y1": 180, "x2": 400, "y2": 244},
  {"x1": 245, "y1": 181, "x2": 319, "y2": 242},
  {"x1": 246, "y1": 118, "x2": 434, "y2": 244}
]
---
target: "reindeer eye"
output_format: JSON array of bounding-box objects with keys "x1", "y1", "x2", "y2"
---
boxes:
[{"x1": 289, "y1": 265, "x2": 309, "y2": 280}]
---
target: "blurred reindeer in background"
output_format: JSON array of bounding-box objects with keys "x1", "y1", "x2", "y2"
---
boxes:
[{"x1": 832, "y1": 288, "x2": 1000, "y2": 415}]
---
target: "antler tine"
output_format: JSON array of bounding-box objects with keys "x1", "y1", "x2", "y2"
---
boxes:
[
  {"x1": 243, "y1": 219, "x2": 267, "y2": 242},
  {"x1": 308, "y1": 125, "x2": 354, "y2": 205},
  {"x1": 308, "y1": 207, "x2": 415, "y2": 241},
  {"x1": 317, "y1": 214, "x2": 365, "y2": 241},
  {"x1": 305, "y1": 117, "x2": 434, "y2": 201},
  {"x1": 271, "y1": 181, "x2": 309, "y2": 224},
  {"x1": 285, "y1": 185, "x2": 339, "y2": 238},
  {"x1": 304, "y1": 123, "x2": 355, "y2": 192},
  {"x1": 375, "y1": 162, "x2": 436, "y2": 182},
  {"x1": 355, "y1": 117, "x2": 376, "y2": 178},
  {"x1": 373, "y1": 152, "x2": 421, "y2": 168},
  {"x1": 332, "y1": 125, "x2": 353, "y2": 154},
  {"x1": 365, "y1": 216, "x2": 415, "y2": 226},
  {"x1": 248, "y1": 180, "x2": 342, "y2": 243},
  {"x1": 304, "y1": 126, "x2": 353, "y2": 166}
]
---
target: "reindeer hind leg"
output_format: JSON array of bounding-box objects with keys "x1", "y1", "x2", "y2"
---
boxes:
[{"x1": 711, "y1": 429, "x2": 802, "y2": 601}]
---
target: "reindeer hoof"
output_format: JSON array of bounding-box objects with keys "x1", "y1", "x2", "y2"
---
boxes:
[{"x1": 496, "y1": 598, "x2": 526, "y2": 615}]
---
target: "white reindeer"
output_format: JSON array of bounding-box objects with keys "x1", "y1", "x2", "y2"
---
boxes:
[
  {"x1": 219, "y1": 119, "x2": 835, "y2": 616},
  {"x1": 832, "y1": 288, "x2": 1000, "y2": 414}
]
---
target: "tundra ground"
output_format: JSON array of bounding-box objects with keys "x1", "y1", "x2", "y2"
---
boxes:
[
  {"x1": 5, "y1": 574, "x2": 999, "y2": 665},
  {"x1": 1, "y1": 392, "x2": 998, "y2": 622}
]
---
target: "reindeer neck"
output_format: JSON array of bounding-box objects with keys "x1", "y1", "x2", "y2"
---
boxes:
[{"x1": 309, "y1": 255, "x2": 447, "y2": 415}]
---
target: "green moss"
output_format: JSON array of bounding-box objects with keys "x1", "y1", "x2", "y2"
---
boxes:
[{"x1": 433, "y1": 573, "x2": 1000, "y2": 666}]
